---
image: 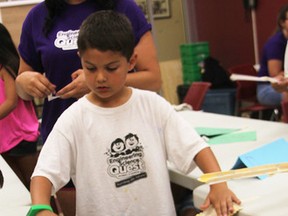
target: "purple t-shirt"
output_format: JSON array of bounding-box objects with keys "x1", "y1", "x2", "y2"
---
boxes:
[
  {"x1": 18, "y1": 0, "x2": 151, "y2": 142},
  {"x1": 258, "y1": 31, "x2": 287, "y2": 77}
]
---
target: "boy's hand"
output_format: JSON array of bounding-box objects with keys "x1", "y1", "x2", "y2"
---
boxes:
[{"x1": 200, "y1": 182, "x2": 241, "y2": 216}]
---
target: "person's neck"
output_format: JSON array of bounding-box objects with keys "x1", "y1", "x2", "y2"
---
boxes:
[
  {"x1": 282, "y1": 29, "x2": 288, "y2": 39},
  {"x1": 87, "y1": 87, "x2": 132, "y2": 108},
  {"x1": 66, "y1": 0, "x2": 86, "y2": 5}
]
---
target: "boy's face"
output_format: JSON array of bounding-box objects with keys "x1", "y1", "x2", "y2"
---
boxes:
[{"x1": 80, "y1": 48, "x2": 136, "y2": 105}]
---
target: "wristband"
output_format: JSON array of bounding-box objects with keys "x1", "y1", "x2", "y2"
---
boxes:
[{"x1": 26, "y1": 204, "x2": 53, "y2": 216}]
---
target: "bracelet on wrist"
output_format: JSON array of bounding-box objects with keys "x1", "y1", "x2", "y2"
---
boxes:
[{"x1": 26, "y1": 204, "x2": 53, "y2": 216}]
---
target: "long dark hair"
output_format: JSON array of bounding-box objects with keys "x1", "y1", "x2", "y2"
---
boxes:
[
  {"x1": 277, "y1": 4, "x2": 288, "y2": 31},
  {"x1": 43, "y1": 0, "x2": 116, "y2": 36},
  {"x1": 0, "y1": 23, "x2": 19, "y2": 79}
]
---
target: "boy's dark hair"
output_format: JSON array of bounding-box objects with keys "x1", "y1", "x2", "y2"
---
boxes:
[
  {"x1": 43, "y1": 0, "x2": 116, "y2": 36},
  {"x1": 77, "y1": 10, "x2": 135, "y2": 60},
  {"x1": 0, "y1": 23, "x2": 19, "y2": 79}
]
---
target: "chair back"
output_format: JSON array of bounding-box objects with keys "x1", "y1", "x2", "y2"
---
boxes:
[
  {"x1": 281, "y1": 101, "x2": 288, "y2": 123},
  {"x1": 183, "y1": 82, "x2": 211, "y2": 111},
  {"x1": 228, "y1": 64, "x2": 258, "y2": 103}
]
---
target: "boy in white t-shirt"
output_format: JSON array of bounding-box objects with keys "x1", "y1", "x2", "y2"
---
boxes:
[{"x1": 28, "y1": 10, "x2": 240, "y2": 216}]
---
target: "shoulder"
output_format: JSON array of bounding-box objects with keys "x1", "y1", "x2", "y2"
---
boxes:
[
  {"x1": 26, "y1": 2, "x2": 47, "y2": 19},
  {"x1": 132, "y1": 88, "x2": 172, "y2": 109},
  {"x1": 116, "y1": 0, "x2": 148, "y2": 21},
  {"x1": 116, "y1": 0, "x2": 141, "y2": 10},
  {"x1": 61, "y1": 97, "x2": 87, "y2": 115},
  {"x1": 54, "y1": 97, "x2": 86, "y2": 126},
  {"x1": 22, "y1": 2, "x2": 47, "y2": 30},
  {"x1": 115, "y1": 0, "x2": 151, "y2": 42},
  {"x1": 133, "y1": 88, "x2": 161, "y2": 100},
  {"x1": 265, "y1": 32, "x2": 286, "y2": 47},
  {"x1": 262, "y1": 32, "x2": 286, "y2": 56}
]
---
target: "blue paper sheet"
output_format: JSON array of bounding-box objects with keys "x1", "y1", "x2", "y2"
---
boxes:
[{"x1": 232, "y1": 138, "x2": 288, "y2": 179}]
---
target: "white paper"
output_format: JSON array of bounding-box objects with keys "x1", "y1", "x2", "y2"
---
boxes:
[
  {"x1": 48, "y1": 94, "x2": 60, "y2": 101},
  {"x1": 230, "y1": 74, "x2": 277, "y2": 83}
]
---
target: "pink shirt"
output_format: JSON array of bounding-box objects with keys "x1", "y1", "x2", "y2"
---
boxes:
[{"x1": 0, "y1": 78, "x2": 39, "y2": 153}]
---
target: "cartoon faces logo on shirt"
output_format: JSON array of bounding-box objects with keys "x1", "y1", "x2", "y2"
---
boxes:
[
  {"x1": 111, "y1": 138, "x2": 126, "y2": 157},
  {"x1": 105, "y1": 133, "x2": 147, "y2": 187},
  {"x1": 54, "y1": 30, "x2": 79, "y2": 50}
]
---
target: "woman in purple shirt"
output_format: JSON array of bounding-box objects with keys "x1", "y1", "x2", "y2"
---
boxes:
[
  {"x1": 257, "y1": 5, "x2": 288, "y2": 106},
  {"x1": 16, "y1": 0, "x2": 161, "y2": 215}
]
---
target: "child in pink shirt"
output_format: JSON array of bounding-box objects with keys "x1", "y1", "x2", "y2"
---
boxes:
[{"x1": 0, "y1": 23, "x2": 39, "y2": 189}]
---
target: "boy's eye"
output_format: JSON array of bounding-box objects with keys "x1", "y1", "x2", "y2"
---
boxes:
[
  {"x1": 86, "y1": 66, "x2": 96, "y2": 71},
  {"x1": 106, "y1": 66, "x2": 118, "y2": 72}
]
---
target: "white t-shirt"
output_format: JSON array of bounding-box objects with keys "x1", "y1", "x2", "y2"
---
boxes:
[{"x1": 33, "y1": 88, "x2": 208, "y2": 216}]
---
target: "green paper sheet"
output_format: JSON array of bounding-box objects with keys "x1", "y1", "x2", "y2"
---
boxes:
[
  {"x1": 207, "y1": 131, "x2": 257, "y2": 145},
  {"x1": 195, "y1": 127, "x2": 239, "y2": 137}
]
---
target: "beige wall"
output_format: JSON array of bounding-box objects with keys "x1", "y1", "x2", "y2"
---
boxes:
[
  {"x1": 0, "y1": 4, "x2": 36, "y2": 47},
  {"x1": 153, "y1": 0, "x2": 186, "y2": 104},
  {"x1": 153, "y1": 0, "x2": 186, "y2": 61}
]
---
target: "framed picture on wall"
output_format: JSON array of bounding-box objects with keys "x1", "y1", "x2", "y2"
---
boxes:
[{"x1": 135, "y1": 0, "x2": 171, "y2": 19}]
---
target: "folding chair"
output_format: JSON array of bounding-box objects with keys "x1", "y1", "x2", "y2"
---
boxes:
[
  {"x1": 183, "y1": 82, "x2": 211, "y2": 111},
  {"x1": 228, "y1": 64, "x2": 279, "y2": 120}
]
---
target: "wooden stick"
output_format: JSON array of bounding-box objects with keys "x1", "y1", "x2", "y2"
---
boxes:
[
  {"x1": 53, "y1": 194, "x2": 64, "y2": 216},
  {"x1": 198, "y1": 163, "x2": 288, "y2": 184}
]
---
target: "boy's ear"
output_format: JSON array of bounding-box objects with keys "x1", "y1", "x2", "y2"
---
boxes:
[
  {"x1": 77, "y1": 51, "x2": 80, "y2": 57},
  {"x1": 128, "y1": 52, "x2": 137, "y2": 71}
]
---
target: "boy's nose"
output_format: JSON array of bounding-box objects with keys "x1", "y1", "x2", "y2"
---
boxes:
[{"x1": 96, "y1": 71, "x2": 107, "y2": 83}]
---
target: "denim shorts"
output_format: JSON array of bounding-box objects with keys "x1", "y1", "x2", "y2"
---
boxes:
[{"x1": 257, "y1": 83, "x2": 282, "y2": 106}]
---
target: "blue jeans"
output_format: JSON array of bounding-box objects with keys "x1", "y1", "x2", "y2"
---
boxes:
[{"x1": 257, "y1": 83, "x2": 282, "y2": 106}]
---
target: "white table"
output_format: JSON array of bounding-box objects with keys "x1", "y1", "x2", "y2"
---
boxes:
[
  {"x1": 168, "y1": 110, "x2": 288, "y2": 216},
  {"x1": 0, "y1": 155, "x2": 31, "y2": 215},
  {"x1": 194, "y1": 174, "x2": 288, "y2": 216}
]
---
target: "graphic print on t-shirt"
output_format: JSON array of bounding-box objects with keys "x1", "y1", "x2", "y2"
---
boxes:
[
  {"x1": 54, "y1": 30, "x2": 79, "y2": 50},
  {"x1": 105, "y1": 133, "x2": 147, "y2": 188}
]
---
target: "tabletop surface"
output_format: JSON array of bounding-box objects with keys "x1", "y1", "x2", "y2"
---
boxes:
[
  {"x1": 171, "y1": 110, "x2": 288, "y2": 216},
  {"x1": 0, "y1": 155, "x2": 31, "y2": 215}
]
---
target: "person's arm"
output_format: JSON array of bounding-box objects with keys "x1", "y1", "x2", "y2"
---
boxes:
[
  {"x1": 268, "y1": 59, "x2": 288, "y2": 92},
  {"x1": 16, "y1": 57, "x2": 56, "y2": 100},
  {"x1": 194, "y1": 147, "x2": 241, "y2": 216},
  {"x1": 30, "y1": 176, "x2": 57, "y2": 216},
  {"x1": 126, "y1": 31, "x2": 162, "y2": 92},
  {"x1": 0, "y1": 68, "x2": 18, "y2": 119},
  {"x1": 268, "y1": 59, "x2": 284, "y2": 78}
]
